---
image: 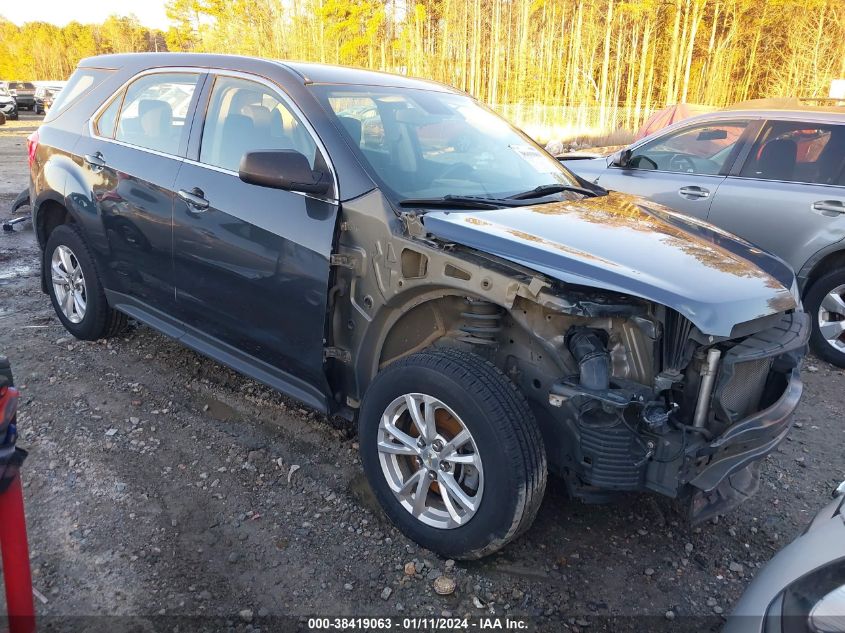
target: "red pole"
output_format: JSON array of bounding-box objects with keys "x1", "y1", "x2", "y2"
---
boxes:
[
  {"x1": 0, "y1": 473, "x2": 35, "y2": 633},
  {"x1": 0, "y1": 379, "x2": 34, "y2": 633}
]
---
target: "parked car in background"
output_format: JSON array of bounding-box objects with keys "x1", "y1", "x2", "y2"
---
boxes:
[
  {"x1": 0, "y1": 87, "x2": 17, "y2": 120},
  {"x1": 7, "y1": 82, "x2": 35, "y2": 110},
  {"x1": 725, "y1": 480, "x2": 845, "y2": 633},
  {"x1": 561, "y1": 99, "x2": 845, "y2": 367},
  {"x1": 29, "y1": 53, "x2": 808, "y2": 559},
  {"x1": 34, "y1": 85, "x2": 63, "y2": 115}
]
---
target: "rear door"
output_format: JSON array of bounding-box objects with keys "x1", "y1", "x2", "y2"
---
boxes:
[
  {"x1": 597, "y1": 119, "x2": 754, "y2": 220},
  {"x1": 707, "y1": 119, "x2": 845, "y2": 273},
  {"x1": 76, "y1": 71, "x2": 204, "y2": 312},
  {"x1": 172, "y1": 72, "x2": 339, "y2": 405}
]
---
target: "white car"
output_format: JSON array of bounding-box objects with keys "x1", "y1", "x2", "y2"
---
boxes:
[{"x1": 0, "y1": 87, "x2": 18, "y2": 121}]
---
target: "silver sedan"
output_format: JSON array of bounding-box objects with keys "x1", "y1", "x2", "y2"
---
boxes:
[{"x1": 562, "y1": 100, "x2": 845, "y2": 367}]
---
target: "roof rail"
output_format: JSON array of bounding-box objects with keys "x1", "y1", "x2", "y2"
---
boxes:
[{"x1": 725, "y1": 97, "x2": 845, "y2": 112}]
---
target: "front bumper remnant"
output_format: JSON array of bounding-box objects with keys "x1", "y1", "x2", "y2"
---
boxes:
[{"x1": 690, "y1": 365, "x2": 803, "y2": 495}]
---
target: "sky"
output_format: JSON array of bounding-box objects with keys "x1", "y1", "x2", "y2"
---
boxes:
[{"x1": 1, "y1": 0, "x2": 171, "y2": 30}]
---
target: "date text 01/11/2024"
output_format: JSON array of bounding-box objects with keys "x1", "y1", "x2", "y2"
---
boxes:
[{"x1": 307, "y1": 617, "x2": 530, "y2": 630}]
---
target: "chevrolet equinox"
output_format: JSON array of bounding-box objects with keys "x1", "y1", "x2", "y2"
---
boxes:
[{"x1": 30, "y1": 54, "x2": 809, "y2": 559}]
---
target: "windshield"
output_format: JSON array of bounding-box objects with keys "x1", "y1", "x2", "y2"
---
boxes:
[{"x1": 311, "y1": 85, "x2": 581, "y2": 201}]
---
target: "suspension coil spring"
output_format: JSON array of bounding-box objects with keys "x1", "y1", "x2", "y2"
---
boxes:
[{"x1": 458, "y1": 299, "x2": 503, "y2": 346}]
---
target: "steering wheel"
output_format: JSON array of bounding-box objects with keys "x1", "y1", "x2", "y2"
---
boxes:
[
  {"x1": 668, "y1": 154, "x2": 696, "y2": 173},
  {"x1": 435, "y1": 162, "x2": 475, "y2": 181}
]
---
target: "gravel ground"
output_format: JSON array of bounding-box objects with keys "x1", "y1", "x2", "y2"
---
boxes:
[{"x1": 1, "y1": 112, "x2": 844, "y2": 631}]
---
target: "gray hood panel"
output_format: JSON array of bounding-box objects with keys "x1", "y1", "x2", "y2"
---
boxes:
[{"x1": 423, "y1": 193, "x2": 798, "y2": 336}]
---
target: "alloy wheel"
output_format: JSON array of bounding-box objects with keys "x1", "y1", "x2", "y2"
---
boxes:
[
  {"x1": 51, "y1": 244, "x2": 87, "y2": 324},
  {"x1": 377, "y1": 393, "x2": 483, "y2": 529},
  {"x1": 818, "y1": 284, "x2": 845, "y2": 354}
]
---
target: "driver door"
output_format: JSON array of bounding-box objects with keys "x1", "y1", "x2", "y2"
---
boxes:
[
  {"x1": 598, "y1": 119, "x2": 755, "y2": 220},
  {"x1": 172, "y1": 73, "x2": 339, "y2": 409}
]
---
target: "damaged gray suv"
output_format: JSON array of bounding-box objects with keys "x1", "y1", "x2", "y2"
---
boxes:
[{"x1": 30, "y1": 54, "x2": 809, "y2": 559}]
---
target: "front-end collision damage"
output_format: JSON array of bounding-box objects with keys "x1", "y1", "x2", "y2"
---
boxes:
[{"x1": 332, "y1": 188, "x2": 809, "y2": 524}]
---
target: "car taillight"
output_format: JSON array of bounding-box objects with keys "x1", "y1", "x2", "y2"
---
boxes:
[{"x1": 26, "y1": 130, "x2": 38, "y2": 167}]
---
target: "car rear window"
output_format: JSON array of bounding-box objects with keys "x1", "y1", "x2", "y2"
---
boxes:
[
  {"x1": 10, "y1": 82, "x2": 34, "y2": 90},
  {"x1": 44, "y1": 68, "x2": 112, "y2": 122}
]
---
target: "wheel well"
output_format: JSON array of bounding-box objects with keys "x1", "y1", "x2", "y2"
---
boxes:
[
  {"x1": 36, "y1": 200, "x2": 73, "y2": 248},
  {"x1": 377, "y1": 296, "x2": 464, "y2": 370},
  {"x1": 804, "y1": 249, "x2": 845, "y2": 295}
]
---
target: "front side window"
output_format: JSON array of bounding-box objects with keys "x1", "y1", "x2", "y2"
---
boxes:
[
  {"x1": 114, "y1": 73, "x2": 200, "y2": 155},
  {"x1": 312, "y1": 85, "x2": 579, "y2": 201},
  {"x1": 199, "y1": 75, "x2": 320, "y2": 173},
  {"x1": 739, "y1": 121, "x2": 845, "y2": 185},
  {"x1": 628, "y1": 121, "x2": 748, "y2": 175}
]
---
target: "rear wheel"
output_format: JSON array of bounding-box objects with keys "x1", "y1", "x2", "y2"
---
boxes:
[
  {"x1": 358, "y1": 347, "x2": 547, "y2": 559},
  {"x1": 45, "y1": 224, "x2": 127, "y2": 340},
  {"x1": 805, "y1": 269, "x2": 845, "y2": 368}
]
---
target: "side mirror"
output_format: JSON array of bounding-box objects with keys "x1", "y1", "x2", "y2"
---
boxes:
[
  {"x1": 610, "y1": 148, "x2": 632, "y2": 168},
  {"x1": 239, "y1": 150, "x2": 331, "y2": 196}
]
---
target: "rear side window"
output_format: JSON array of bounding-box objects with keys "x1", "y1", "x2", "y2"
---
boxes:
[
  {"x1": 45, "y1": 69, "x2": 111, "y2": 122},
  {"x1": 739, "y1": 120, "x2": 845, "y2": 185},
  {"x1": 113, "y1": 73, "x2": 200, "y2": 155}
]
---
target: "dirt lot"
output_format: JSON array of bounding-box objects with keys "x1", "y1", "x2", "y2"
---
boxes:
[{"x1": 1, "y1": 112, "x2": 844, "y2": 631}]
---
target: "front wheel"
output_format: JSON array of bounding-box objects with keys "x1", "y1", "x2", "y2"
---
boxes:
[
  {"x1": 358, "y1": 347, "x2": 547, "y2": 559},
  {"x1": 805, "y1": 269, "x2": 845, "y2": 367}
]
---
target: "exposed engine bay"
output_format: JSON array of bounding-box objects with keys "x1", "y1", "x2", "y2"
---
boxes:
[
  {"x1": 370, "y1": 283, "x2": 808, "y2": 523},
  {"x1": 473, "y1": 287, "x2": 808, "y2": 522}
]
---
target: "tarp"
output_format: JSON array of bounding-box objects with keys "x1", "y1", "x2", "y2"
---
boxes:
[{"x1": 635, "y1": 103, "x2": 717, "y2": 140}]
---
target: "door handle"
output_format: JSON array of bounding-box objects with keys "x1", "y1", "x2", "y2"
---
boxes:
[
  {"x1": 178, "y1": 187, "x2": 209, "y2": 212},
  {"x1": 811, "y1": 200, "x2": 845, "y2": 216},
  {"x1": 83, "y1": 152, "x2": 106, "y2": 171},
  {"x1": 678, "y1": 185, "x2": 710, "y2": 199}
]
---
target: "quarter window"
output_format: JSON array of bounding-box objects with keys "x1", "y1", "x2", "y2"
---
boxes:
[
  {"x1": 199, "y1": 76, "x2": 320, "y2": 173},
  {"x1": 45, "y1": 68, "x2": 112, "y2": 122},
  {"x1": 95, "y1": 94, "x2": 122, "y2": 138},
  {"x1": 628, "y1": 121, "x2": 748, "y2": 175},
  {"x1": 114, "y1": 73, "x2": 200, "y2": 155},
  {"x1": 739, "y1": 121, "x2": 845, "y2": 185}
]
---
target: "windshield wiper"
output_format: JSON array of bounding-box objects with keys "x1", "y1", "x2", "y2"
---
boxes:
[
  {"x1": 506, "y1": 183, "x2": 599, "y2": 200},
  {"x1": 399, "y1": 195, "x2": 506, "y2": 210}
]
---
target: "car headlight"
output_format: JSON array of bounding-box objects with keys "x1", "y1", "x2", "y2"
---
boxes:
[{"x1": 810, "y1": 584, "x2": 845, "y2": 633}]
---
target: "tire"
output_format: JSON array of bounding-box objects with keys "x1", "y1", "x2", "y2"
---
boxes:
[
  {"x1": 44, "y1": 224, "x2": 128, "y2": 340},
  {"x1": 358, "y1": 347, "x2": 547, "y2": 559},
  {"x1": 805, "y1": 268, "x2": 845, "y2": 368}
]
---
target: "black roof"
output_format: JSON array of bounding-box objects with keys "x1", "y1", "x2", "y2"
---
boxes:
[{"x1": 79, "y1": 52, "x2": 459, "y2": 93}]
